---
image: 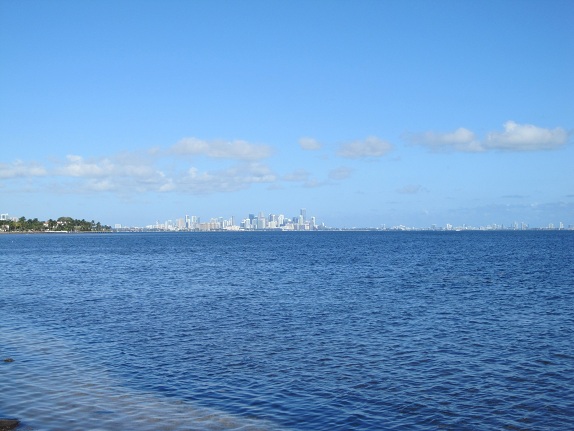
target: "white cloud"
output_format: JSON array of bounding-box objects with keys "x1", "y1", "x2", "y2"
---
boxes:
[
  {"x1": 298, "y1": 137, "x2": 322, "y2": 151},
  {"x1": 46, "y1": 154, "x2": 173, "y2": 193},
  {"x1": 54, "y1": 154, "x2": 166, "y2": 187},
  {"x1": 284, "y1": 169, "x2": 311, "y2": 182},
  {"x1": 408, "y1": 122, "x2": 569, "y2": 153},
  {"x1": 178, "y1": 163, "x2": 277, "y2": 194},
  {"x1": 0, "y1": 160, "x2": 47, "y2": 178},
  {"x1": 337, "y1": 136, "x2": 393, "y2": 159},
  {"x1": 407, "y1": 127, "x2": 482, "y2": 152},
  {"x1": 2, "y1": 147, "x2": 282, "y2": 196},
  {"x1": 57, "y1": 155, "x2": 114, "y2": 177},
  {"x1": 171, "y1": 138, "x2": 272, "y2": 160},
  {"x1": 485, "y1": 121, "x2": 568, "y2": 151},
  {"x1": 302, "y1": 178, "x2": 324, "y2": 188},
  {"x1": 283, "y1": 169, "x2": 334, "y2": 188},
  {"x1": 84, "y1": 179, "x2": 116, "y2": 192},
  {"x1": 328, "y1": 166, "x2": 353, "y2": 180}
]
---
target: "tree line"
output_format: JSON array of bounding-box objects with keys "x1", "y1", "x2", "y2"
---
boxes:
[{"x1": 1, "y1": 216, "x2": 111, "y2": 232}]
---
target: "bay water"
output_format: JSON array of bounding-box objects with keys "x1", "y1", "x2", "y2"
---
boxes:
[{"x1": 1, "y1": 231, "x2": 573, "y2": 430}]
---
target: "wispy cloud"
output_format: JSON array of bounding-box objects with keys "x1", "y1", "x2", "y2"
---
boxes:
[
  {"x1": 283, "y1": 169, "x2": 311, "y2": 182},
  {"x1": 328, "y1": 166, "x2": 353, "y2": 180},
  {"x1": 406, "y1": 128, "x2": 482, "y2": 152},
  {"x1": 2, "y1": 149, "x2": 281, "y2": 195},
  {"x1": 298, "y1": 137, "x2": 322, "y2": 151},
  {"x1": 177, "y1": 163, "x2": 277, "y2": 194},
  {"x1": 170, "y1": 138, "x2": 273, "y2": 160},
  {"x1": 500, "y1": 194, "x2": 528, "y2": 199},
  {"x1": 50, "y1": 154, "x2": 169, "y2": 193},
  {"x1": 55, "y1": 155, "x2": 153, "y2": 178},
  {"x1": 396, "y1": 184, "x2": 428, "y2": 194},
  {"x1": 337, "y1": 136, "x2": 393, "y2": 159},
  {"x1": 57, "y1": 155, "x2": 111, "y2": 177},
  {"x1": 283, "y1": 169, "x2": 331, "y2": 188},
  {"x1": 407, "y1": 121, "x2": 569, "y2": 153},
  {"x1": 0, "y1": 160, "x2": 47, "y2": 179}
]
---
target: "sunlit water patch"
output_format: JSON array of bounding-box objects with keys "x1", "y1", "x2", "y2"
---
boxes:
[{"x1": 1, "y1": 323, "x2": 282, "y2": 431}]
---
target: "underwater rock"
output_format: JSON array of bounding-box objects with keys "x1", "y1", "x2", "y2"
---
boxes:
[{"x1": 0, "y1": 418, "x2": 20, "y2": 431}]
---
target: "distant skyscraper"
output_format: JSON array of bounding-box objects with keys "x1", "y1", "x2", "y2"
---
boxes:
[{"x1": 300, "y1": 208, "x2": 306, "y2": 222}]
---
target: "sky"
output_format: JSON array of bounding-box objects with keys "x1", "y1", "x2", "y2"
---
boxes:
[{"x1": 1, "y1": 0, "x2": 573, "y2": 228}]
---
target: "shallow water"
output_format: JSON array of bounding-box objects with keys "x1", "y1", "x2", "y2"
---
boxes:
[{"x1": 1, "y1": 231, "x2": 573, "y2": 430}]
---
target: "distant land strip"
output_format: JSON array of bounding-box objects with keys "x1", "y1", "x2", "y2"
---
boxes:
[{"x1": 1, "y1": 216, "x2": 111, "y2": 233}]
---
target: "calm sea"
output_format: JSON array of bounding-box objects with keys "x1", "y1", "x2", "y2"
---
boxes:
[{"x1": 1, "y1": 231, "x2": 573, "y2": 430}]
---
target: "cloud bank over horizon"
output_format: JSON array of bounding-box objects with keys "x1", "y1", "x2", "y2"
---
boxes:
[{"x1": 1, "y1": 120, "x2": 571, "y2": 199}]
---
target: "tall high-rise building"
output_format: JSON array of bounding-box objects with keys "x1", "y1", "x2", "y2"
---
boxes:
[
  {"x1": 189, "y1": 215, "x2": 199, "y2": 229},
  {"x1": 300, "y1": 208, "x2": 307, "y2": 222}
]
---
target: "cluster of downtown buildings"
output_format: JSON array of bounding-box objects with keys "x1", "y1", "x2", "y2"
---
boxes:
[
  {"x1": 116, "y1": 217, "x2": 572, "y2": 232},
  {"x1": 118, "y1": 209, "x2": 323, "y2": 232},
  {"x1": 116, "y1": 212, "x2": 571, "y2": 232}
]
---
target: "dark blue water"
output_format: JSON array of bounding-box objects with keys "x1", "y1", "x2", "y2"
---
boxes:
[{"x1": 1, "y1": 231, "x2": 573, "y2": 430}]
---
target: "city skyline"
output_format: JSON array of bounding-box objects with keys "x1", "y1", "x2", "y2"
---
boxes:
[
  {"x1": 109, "y1": 208, "x2": 571, "y2": 232},
  {"x1": 134, "y1": 208, "x2": 320, "y2": 231},
  {"x1": 1, "y1": 2, "x2": 572, "y2": 228}
]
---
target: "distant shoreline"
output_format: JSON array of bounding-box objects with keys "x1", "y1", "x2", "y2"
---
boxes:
[
  {"x1": 3, "y1": 228, "x2": 570, "y2": 234},
  {"x1": 0, "y1": 230, "x2": 111, "y2": 235}
]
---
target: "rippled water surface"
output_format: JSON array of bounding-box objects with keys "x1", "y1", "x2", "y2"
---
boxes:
[{"x1": 1, "y1": 231, "x2": 573, "y2": 430}]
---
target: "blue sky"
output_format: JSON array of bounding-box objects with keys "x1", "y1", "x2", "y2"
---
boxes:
[{"x1": 1, "y1": 0, "x2": 572, "y2": 228}]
